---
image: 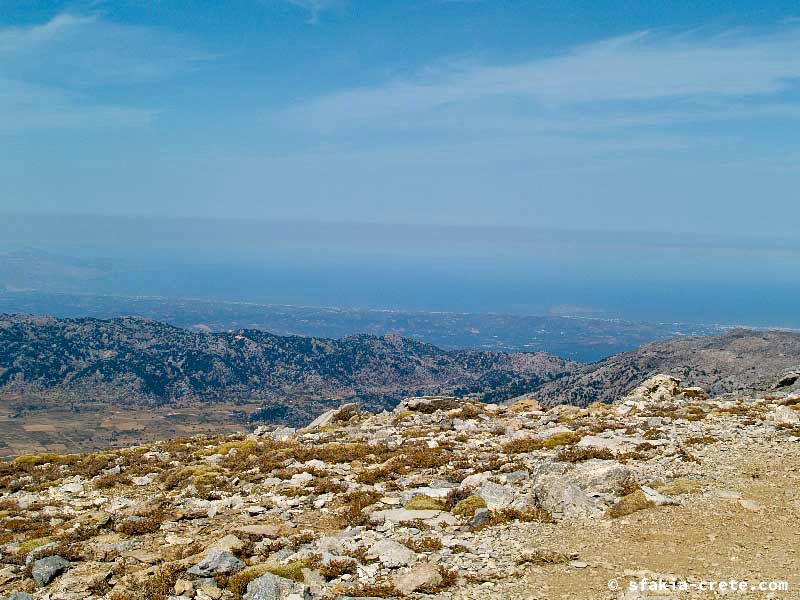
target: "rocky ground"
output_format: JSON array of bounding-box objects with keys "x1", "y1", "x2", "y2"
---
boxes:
[{"x1": 1, "y1": 375, "x2": 799, "y2": 600}]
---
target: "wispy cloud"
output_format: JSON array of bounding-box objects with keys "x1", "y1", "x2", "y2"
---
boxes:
[
  {"x1": 0, "y1": 12, "x2": 213, "y2": 86},
  {"x1": 286, "y1": 0, "x2": 345, "y2": 24},
  {"x1": 0, "y1": 12, "x2": 210, "y2": 130},
  {"x1": 280, "y1": 26, "x2": 800, "y2": 135},
  {"x1": 0, "y1": 78, "x2": 156, "y2": 131}
]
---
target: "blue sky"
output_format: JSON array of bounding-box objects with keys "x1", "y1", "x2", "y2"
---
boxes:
[{"x1": 2, "y1": 0, "x2": 800, "y2": 236}]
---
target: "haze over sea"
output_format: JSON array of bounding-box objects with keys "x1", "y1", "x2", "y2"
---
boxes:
[{"x1": 1, "y1": 214, "x2": 797, "y2": 329}]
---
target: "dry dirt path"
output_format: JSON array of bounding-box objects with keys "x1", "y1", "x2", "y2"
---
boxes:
[{"x1": 454, "y1": 438, "x2": 800, "y2": 600}]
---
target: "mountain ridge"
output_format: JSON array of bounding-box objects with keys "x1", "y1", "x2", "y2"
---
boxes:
[
  {"x1": 524, "y1": 328, "x2": 800, "y2": 406},
  {"x1": 0, "y1": 313, "x2": 575, "y2": 419}
]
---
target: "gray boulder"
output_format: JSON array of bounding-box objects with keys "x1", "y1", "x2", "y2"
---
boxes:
[
  {"x1": 366, "y1": 538, "x2": 417, "y2": 568},
  {"x1": 477, "y1": 481, "x2": 514, "y2": 510},
  {"x1": 393, "y1": 562, "x2": 443, "y2": 595},
  {"x1": 470, "y1": 507, "x2": 491, "y2": 528},
  {"x1": 531, "y1": 477, "x2": 604, "y2": 518},
  {"x1": 570, "y1": 460, "x2": 634, "y2": 495},
  {"x1": 303, "y1": 403, "x2": 359, "y2": 430},
  {"x1": 32, "y1": 555, "x2": 70, "y2": 587},
  {"x1": 244, "y1": 572, "x2": 311, "y2": 600},
  {"x1": 187, "y1": 549, "x2": 245, "y2": 577}
]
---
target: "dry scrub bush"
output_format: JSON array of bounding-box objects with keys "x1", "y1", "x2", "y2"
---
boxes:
[
  {"x1": 489, "y1": 507, "x2": 555, "y2": 525},
  {"x1": 502, "y1": 431, "x2": 582, "y2": 454},
  {"x1": 605, "y1": 490, "x2": 655, "y2": 519},
  {"x1": 319, "y1": 557, "x2": 357, "y2": 580},
  {"x1": 401, "y1": 535, "x2": 443, "y2": 553},
  {"x1": 557, "y1": 446, "x2": 614, "y2": 462}
]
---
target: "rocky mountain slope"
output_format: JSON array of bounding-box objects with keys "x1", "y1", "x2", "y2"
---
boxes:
[
  {"x1": 0, "y1": 376, "x2": 798, "y2": 599},
  {"x1": 0, "y1": 315, "x2": 575, "y2": 423},
  {"x1": 526, "y1": 329, "x2": 800, "y2": 407}
]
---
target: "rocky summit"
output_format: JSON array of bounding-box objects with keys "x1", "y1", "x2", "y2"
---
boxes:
[{"x1": 1, "y1": 376, "x2": 799, "y2": 600}]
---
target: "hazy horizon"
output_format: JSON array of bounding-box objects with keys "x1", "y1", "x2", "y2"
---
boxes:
[{"x1": 1, "y1": 213, "x2": 799, "y2": 328}]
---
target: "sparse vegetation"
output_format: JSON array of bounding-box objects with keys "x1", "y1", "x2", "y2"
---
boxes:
[
  {"x1": 227, "y1": 564, "x2": 272, "y2": 596},
  {"x1": 134, "y1": 563, "x2": 183, "y2": 600},
  {"x1": 404, "y1": 494, "x2": 445, "y2": 510},
  {"x1": 605, "y1": 490, "x2": 656, "y2": 519},
  {"x1": 401, "y1": 535, "x2": 443, "y2": 553},
  {"x1": 319, "y1": 557, "x2": 357, "y2": 579},
  {"x1": 336, "y1": 489, "x2": 382, "y2": 527},
  {"x1": 262, "y1": 559, "x2": 310, "y2": 583},
  {"x1": 451, "y1": 494, "x2": 487, "y2": 516},
  {"x1": 0, "y1": 356, "x2": 797, "y2": 600},
  {"x1": 655, "y1": 479, "x2": 704, "y2": 495},
  {"x1": 685, "y1": 435, "x2": 718, "y2": 446},
  {"x1": 489, "y1": 507, "x2": 555, "y2": 525},
  {"x1": 334, "y1": 582, "x2": 400, "y2": 598},
  {"x1": 503, "y1": 431, "x2": 582, "y2": 454},
  {"x1": 417, "y1": 565, "x2": 460, "y2": 592},
  {"x1": 94, "y1": 472, "x2": 132, "y2": 489},
  {"x1": 557, "y1": 446, "x2": 615, "y2": 462},
  {"x1": 516, "y1": 549, "x2": 576, "y2": 566}
]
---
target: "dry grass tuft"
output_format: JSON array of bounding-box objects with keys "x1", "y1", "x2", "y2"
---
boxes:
[
  {"x1": 333, "y1": 582, "x2": 400, "y2": 598},
  {"x1": 417, "y1": 565, "x2": 460, "y2": 593},
  {"x1": 489, "y1": 507, "x2": 555, "y2": 525},
  {"x1": 226, "y1": 564, "x2": 272, "y2": 596},
  {"x1": 655, "y1": 478, "x2": 704, "y2": 495},
  {"x1": 319, "y1": 557, "x2": 357, "y2": 580},
  {"x1": 503, "y1": 431, "x2": 582, "y2": 454},
  {"x1": 605, "y1": 490, "x2": 655, "y2": 519},
  {"x1": 401, "y1": 535, "x2": 443, "y2": 553},
  {"x1": 94, "y1": 472, "x2": 132, "y2": 489},
  {"x1": 335, "y1": 489, "x2": 382, "y2": 527},
  {"x1": 451, "y1": 494, "x2": 487, "y2": 516},
  {"x1": 685, "y1": 435, "x2": 718, "y2": 446},
  {"x1": 516, "y1": 548, "x2": 576, "y2": 566},
  {"x1": 133, "y1": 563, "x2": 183, "y2": 600},
  {"x1": 403, "y1": 494, "x2": 445, "y2": 510},
  {"x1": 260, "y1": 559, "x2": 309, "y2": 583},
  {"x1": 556, "y1": 446, "x2": 614, "y2": 462}
]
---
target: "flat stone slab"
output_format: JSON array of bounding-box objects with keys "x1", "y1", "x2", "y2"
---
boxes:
[
  {"x1": 235, "y1": 524, "x2": 283, "y2": 538},
  {"x1": 369, "y1": 508, "x2": 458, "y2": 525}
]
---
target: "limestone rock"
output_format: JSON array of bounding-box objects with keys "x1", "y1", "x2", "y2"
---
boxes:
[
  {"x1": 368, "y1": 508, "x2": 458, "y2": 526},
  {"x1": 393, "y1": 562, "x2": 443, "y2": 595},
  {"x1": 532, "y1": 478, "x2": 603, "y2": 519},
  {"x1": 187, "y1": 549, "x2": 244, "y2": 576},
  {"x1": 244, "y1": 572, "x2": 311, "y2": 600},
  {"x1": 476, "y1": 481, "x2": 514, "y2": 510},
  {"x1": 471, "y1": 508, "x2": 491, "y2": 528},
  {"x1": 640, "y1": 486, "x2": 680, "y2": 507},
  {"x1": 32, "y1": 555, "x2": 69, "y2": 587},
  {"x1": 303, "y1": 403, "x2": 359, "y2": 430},
  {"x1": 367, "y1": 539, "x2": 417, "y2": 568},
  {"x1": 623, "y1": 374, "x2": 682, "y2": 404}
]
